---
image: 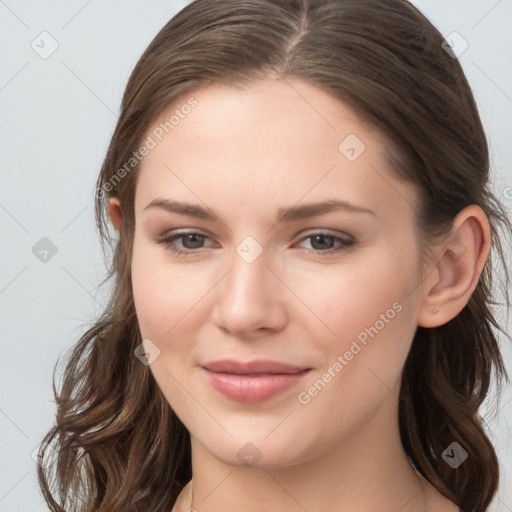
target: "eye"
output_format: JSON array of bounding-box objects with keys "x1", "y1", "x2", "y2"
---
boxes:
[
  {"x1": 295, "y1": 232, "x2": 355, "y2": 255},
  {"x1": 157, "y1": 231, "x2": 215, "y2": 256}
]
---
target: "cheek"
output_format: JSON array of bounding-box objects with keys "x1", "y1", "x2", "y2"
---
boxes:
[
  {"x1": 298, "y1": 248, "x2": 419, "y2": 353},
  {"x1": 293, "y1": 259, "x2": 419, "y2": 441},
  {"x1": 131, "y1": 236, "x2": 177, "y2": 338},
  {"x1": 131, "y1": 237, "x2": 215, "y2": 343},
  {"x1": 294, "y1": 248, "x2": 421, "y2": 420}
]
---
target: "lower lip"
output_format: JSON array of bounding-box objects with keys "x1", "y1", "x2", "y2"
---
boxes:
[{"x1": 202, "y1": 368, "x2": 311, "y2": 403}]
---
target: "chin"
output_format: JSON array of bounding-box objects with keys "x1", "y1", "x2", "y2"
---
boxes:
[{"x1": 192, "y1": 423, "x2": 319, "y2": 470}]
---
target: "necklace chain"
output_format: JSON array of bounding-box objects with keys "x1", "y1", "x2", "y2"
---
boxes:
[{"x1": 186, "y1": 479, "x2": 194, "y2": 512}]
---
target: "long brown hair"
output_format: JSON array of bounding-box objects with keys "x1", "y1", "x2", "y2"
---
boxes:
[{"x1": 38, "y1": 1, "x2": 511, "y2": 511}]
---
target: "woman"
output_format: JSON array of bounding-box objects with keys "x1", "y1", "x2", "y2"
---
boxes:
[{"x1": 38, "y1": 0, "x2": 511, "y2": 511}]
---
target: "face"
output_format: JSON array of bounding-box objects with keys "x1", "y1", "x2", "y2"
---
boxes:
[{"x1": 130, "y1": 78, "x2": 427, "y2": 469}]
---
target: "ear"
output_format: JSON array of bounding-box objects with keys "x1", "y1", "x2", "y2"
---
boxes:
[
  {"x1": 108, "y1": 197, "x2": 122, "y2": 232},
  {"x1": 417, "y1": 205, "x2": 491, "y2": 328}
]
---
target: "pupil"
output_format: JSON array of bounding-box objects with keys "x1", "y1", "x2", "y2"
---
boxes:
[
  {"x1": 312, "y1": 235, "x2": 333, "y2": 250},
  {"x1": 184, "y1": 234, "x2": 204, "y2": 249}
]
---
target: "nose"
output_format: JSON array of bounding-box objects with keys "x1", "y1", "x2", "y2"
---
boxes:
[{"x1": 211, "y1": 246, "x2": 289, "y2": 338}]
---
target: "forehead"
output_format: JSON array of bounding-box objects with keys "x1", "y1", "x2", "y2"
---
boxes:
[{"x1": 135, "y1": 78, "x2": 418, "y2": 224}]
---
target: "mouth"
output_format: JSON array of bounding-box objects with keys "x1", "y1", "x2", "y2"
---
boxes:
[{"x1": 201, "y1": 359, "x2": 312, "y2": 403}]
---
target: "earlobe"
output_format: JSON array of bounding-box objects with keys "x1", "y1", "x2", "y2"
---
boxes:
[
  {"x1": 417, "y1": 205, "x2": 491, "y2": 328},
  {"x1": 108, "y1": 198, "x2": 123, "y2": 232}
]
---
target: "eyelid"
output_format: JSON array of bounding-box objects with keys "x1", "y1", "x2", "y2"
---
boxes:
[
  {"x1": 297, "y1": 228, "x2": 354, "y2": 241},
  {"x1": 157, "y1": 228, "x2": 212, "y2": 241}
]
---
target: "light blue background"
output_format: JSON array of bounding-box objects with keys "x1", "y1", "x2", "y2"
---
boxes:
[{"x1": 0, "y1": 1, "x2": 511, "y2": 510}]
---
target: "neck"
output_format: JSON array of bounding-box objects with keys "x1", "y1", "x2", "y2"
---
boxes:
[{"x1": 182, "y1": 393, "x2": 431, "y2": 512}]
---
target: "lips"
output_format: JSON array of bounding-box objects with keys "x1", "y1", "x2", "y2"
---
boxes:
[
  {"x1": 201, "y1": 359, "x2": 311, "y2": 403},
  {"x1": 202, "y1": 359, "x2": 309, "y2": 375}
]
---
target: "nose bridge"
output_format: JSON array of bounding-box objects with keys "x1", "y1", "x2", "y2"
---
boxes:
[
  {"x1": 212, "y1": 236, "x2": 287, "y2": 335},
  {"x1": 225, "y1": 239, "x2": 272, "y2": 307}
]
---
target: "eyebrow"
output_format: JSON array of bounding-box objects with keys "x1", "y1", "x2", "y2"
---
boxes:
[{"x1": 143, "y1": 198, "x2": 376, "y2": 222}]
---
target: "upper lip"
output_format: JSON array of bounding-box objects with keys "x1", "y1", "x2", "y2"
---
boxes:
[{"x1": 202, "y1": 359, "x2": 310, "y2": 375}]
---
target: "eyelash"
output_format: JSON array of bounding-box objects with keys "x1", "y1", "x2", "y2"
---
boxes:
[{"x1": 157, "y1": 231, "x2": 355, "y2": 257}]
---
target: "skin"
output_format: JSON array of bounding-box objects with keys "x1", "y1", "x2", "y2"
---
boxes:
[{"x1": 109, "y1": 77, "x2": 490, "y2": 512}]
